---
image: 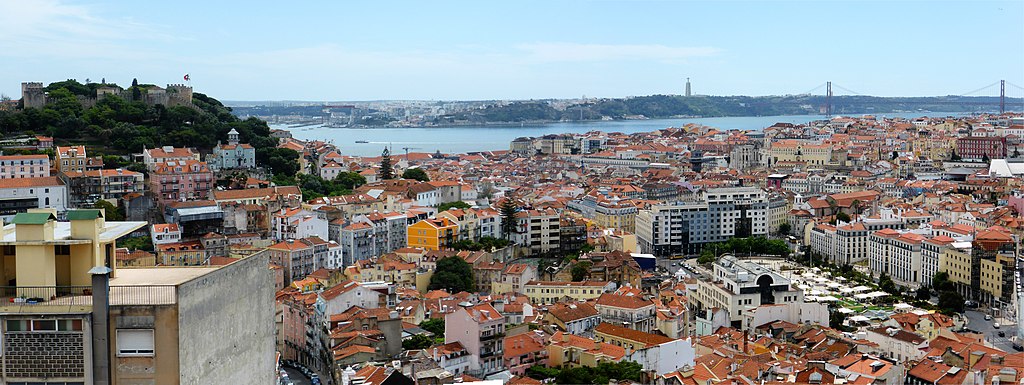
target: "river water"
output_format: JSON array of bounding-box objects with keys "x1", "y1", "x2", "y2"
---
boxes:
[{"x1": 278, "y1": 112, "x2": 969, "y2": 157}]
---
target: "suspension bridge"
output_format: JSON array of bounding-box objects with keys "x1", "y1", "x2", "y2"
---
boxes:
[{"x1": 800, "y1": 80, "x2": 1024, "y2": 117}]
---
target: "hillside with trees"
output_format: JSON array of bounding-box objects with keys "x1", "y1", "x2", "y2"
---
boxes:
[
  {"x1": 0, "y1": 79, "x2": 296, "y2": 176},
  {"x1": 431, "y1": 94, "x2": 1017, "y2": 125}
]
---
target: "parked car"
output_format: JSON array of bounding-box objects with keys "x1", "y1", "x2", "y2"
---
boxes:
[{"x1": 985, "y1": 314, "x2": 992, "y2": 320}]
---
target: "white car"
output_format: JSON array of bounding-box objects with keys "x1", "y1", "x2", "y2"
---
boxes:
[{"x1": 994, "y1": 322, "x2": 1001, "y2": 329}]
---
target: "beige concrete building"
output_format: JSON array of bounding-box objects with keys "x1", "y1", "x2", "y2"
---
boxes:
[
  {"x1": 523, "y1": 280, "x2": 614, "y2": 304},
  {"x1": 0, "y1": 208, "x2": 275, "y2": 384}
]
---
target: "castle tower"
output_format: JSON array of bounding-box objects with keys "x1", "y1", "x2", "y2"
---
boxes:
[
  {"x1": 21, "y1": 82, "x2": 45, "y2": 109},
  {"x1": 227, "y1": 128, "x2": 239, "y2": 146},
  {"x1": 685, "y1": 78, "x2": 692, "y2": 97},
  {"x1": 165, "y1": 84, "x2": 194, "y2": 107}
]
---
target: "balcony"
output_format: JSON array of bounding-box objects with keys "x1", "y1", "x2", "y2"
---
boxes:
[
  {"x1": 0, "y1": 285, "x2": 178, "y2": 313},
  {"x1": 480, "y1": 330, "x2": 505, "y2": 341},
  {"x1": 480, "y1": 350, "x2": 500, "y2": 359}
]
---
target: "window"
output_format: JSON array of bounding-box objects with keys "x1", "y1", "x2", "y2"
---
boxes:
[{"x1": 116, "y1": 329, "x2": 155, "y2": 356}]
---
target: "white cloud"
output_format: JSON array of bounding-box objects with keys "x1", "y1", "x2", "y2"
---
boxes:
[{"x1": 0, "y1": 0, "x2": 179, "y2": 60}]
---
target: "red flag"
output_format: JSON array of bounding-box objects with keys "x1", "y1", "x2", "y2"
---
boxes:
[{"x1": 184, "y1": 74, "x2": 190, "y2": 81}]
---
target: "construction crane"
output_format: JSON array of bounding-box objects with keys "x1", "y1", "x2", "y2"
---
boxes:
[{"x1": 401, "y1": 147, "x2": 421, "y2": 161}]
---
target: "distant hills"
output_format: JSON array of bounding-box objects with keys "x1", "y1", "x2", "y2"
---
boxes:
[{"x1": 228, "y1": 94, "x2": 1021, "y2": 126}]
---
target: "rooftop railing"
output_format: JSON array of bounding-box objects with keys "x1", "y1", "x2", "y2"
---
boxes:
[{"x1": 0, "y1": 285, "x2": 178, "y2": 313}]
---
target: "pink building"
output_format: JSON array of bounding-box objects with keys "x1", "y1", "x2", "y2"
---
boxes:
[
  {"x1": 503, "y1": 332, "x2": 548, "y2": 376},
  {"x1": 445, "y1": 303, "x2": 505, "y2": 377},
  {"x1": 275, "y1": 290, "x2": 316, "y2": 364},
  {"x1": 148, "y1": 160, "x2": 214, "y2": 206}
]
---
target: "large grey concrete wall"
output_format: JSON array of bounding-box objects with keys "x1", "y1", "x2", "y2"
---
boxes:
[{"x1": 176, "y1": 251, "x2": 275, "y2": 384}]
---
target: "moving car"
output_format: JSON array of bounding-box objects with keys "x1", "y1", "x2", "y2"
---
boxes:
[{"x1": 993, "y1": 322, "x2": 1000, "y2": 329}]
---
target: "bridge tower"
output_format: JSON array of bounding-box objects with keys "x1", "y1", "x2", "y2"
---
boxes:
[
  {"x1": 826, "y1": 81, "x2": 832, "y2": 118},
  {"x1": 1000, "y1": 80, "x2": 1005, "y2": 114}
]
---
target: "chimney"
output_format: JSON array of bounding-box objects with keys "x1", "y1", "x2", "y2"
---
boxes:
[
  {"x1": 90, "y1": 266, "x2": 112, "y2": 385},
  {"x1": 968, "y1": 351, "x2": 984, "y2": 369},
  {"x1": 562, "y1": 333, "x2": 569, "y2": 343}
]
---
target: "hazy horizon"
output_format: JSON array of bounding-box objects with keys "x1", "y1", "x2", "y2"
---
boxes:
[{"x1": 1, "y1": 1, "x2": 1022, "y2": 101}]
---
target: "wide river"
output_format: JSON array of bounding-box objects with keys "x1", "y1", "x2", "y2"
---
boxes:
[{"x1": 278, "y1": 112, "x2": 969, "y2": 157}]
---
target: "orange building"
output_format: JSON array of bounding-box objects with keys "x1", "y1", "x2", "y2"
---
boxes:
[{"x1": 407, "y1": 217, "x2": 459, "y2": 250}]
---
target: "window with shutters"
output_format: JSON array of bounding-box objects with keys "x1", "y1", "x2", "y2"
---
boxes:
[{"x1": 116, "y1": 329, "x2": 155, "y2": 356}]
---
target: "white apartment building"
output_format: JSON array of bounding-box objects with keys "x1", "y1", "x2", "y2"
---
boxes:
[
  {"x1": 809, "y1": 217, "x2": 906, "y2": 265},
  {"x1": 868, "y1": 228, "x2": 932, "y2": 288},
  {"x1": 515, "y1": 209, "x2": 560, "y2": 256},
  {"x1": 637, "y1": 187, "x2": 769, "y2": 257},
  {"x1": 0, "y1": 177, "x2": 68, "y2": 221}
]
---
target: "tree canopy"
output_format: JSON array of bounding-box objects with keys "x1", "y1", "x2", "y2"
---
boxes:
[
  {"x1": 402, "y1": 168, "x2": 429, "y2": 182},
  {"x1": 438, "y1": 201, "x2": 471, "y2": 212},
  {"x1": 499, "y1": 197, "x2": 519, "y2": 240},
  {"x1": 419, "y1": 318, "x2": 444, "y2": 336},
  {"x1": 451, "y1": 236, "x2": 510, "y2": 252},
  {"x1": 571, "y1": 261, "x2": 592, "y2": 281},
  {"x1": 278, "y1": 172, "x2": 366, "y2": 201},
  {"x1": 379, "y1": 148, "x2": 393, "y2": 180},
  {"x1": 0, "y1": 80, "x2": 296, "y2": 179},
  {"x1": 428, "y1": 257, "x2": 475, "y2": 293}
]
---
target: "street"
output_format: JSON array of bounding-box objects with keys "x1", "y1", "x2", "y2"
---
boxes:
[
  {"x1": 963, "y1": 310, "x2": 1018, "y2": 353},
  {"x1": 284, "y1": 367, "x2": 312, "y2": 385}
]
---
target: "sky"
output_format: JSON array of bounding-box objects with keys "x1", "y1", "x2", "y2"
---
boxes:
[{"x1": 0, "y1": 0, "x2": 1022, "y2": 102}]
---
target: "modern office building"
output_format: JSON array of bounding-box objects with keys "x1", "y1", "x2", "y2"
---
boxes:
[{"x1": 636, "y1": 187, "x2": 769, "y2": 256}]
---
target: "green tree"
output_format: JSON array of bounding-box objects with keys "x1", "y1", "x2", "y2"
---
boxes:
[
  {"x1": 428, "y1": 257, "x2": 475, "y2": 293},
  {"x1": 830, "y1": 308, "x2": 850, "y2": 331},
  {"x1": 937, "y1": 290, "x2": 965, "y2": 315},
  {"x1": 118, "y1": 235, "x2": 153, "y2": 251},
  {"x1": 571, "y1": 261, "x2": 592, "y2": 281},
  {"x1": 933, "y1": 271, "x2": 954, "y2": 292},
  {"x1": 878, "y1": 273, "x2": 898, "y2": 295},
  {"x1": 379, "y1": 147, "x2": 393, "y2": 180},
  {"x1": 419, "y1": 318, "x2": 444, "y2": 336},
  {"x1": 93, "y1": 200, "x2": 124, "y2": 221},
  {"x1": 402, "y1": 167, "x2": 430, "y2": 182},
  {"x1": 334, "y1": 171, "x2": 367, "y2": 190},
  {"x1": 499, "y1": 196, "x2": 519, "y2": 241},
  {"x1": 438, "y1": 201, "x2": 471, "y2": 212},
  {"x1": 950, "y1": 149, "x2": 962, "y2": 161},
  {"x1": 526, "y1": 365, "x2": 561, "y2": 380},
  {"x1": 834, "y1": 211, "x2": 851, "y2": 224},
  {"x1": 778, "y1": 222, "x2": 791, "y2": 236},
  {"x1": 402, "y1": 334, "x2": 434, "y2": 350},
  {"x1": 915, "y1": 286, "x2": 931, "y2": 301}
]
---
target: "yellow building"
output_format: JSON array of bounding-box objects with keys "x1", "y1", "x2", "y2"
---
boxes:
[
  {"x1": 347, "y1": 259, "x2": 417, "y2": 288},
  {"x1": 547, "y1": 331, "x2": 624, "y2": 369},
  {"x1": 56, "y1": 145, "x2": 89, "y2": 173},
  {"x1": 434, "y1": 208, "x2": 477, "y2": 239},
  {"x1": 979, "y1": 258, "x2": 1003, "y2": 300},
  {"x1": 524, "y1": 280, "x2": 612, "y2": 304},
  {"x1": 939, "y1": 245, "x2": 973, "y2": 291},
  {"x1": 407, "y1": 217, "x2": 459, "y2": 250},
  {"x1": 594, "y1": 322, "x2": 674, "y2": 353},
  {"x1": 769, "y1": 140, "x2": 833, "y2": 166}
]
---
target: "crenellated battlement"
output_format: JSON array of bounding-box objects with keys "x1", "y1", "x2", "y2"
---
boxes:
[{"x1": 18, "y1": 80, "x2": 195, "y2": 110}]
